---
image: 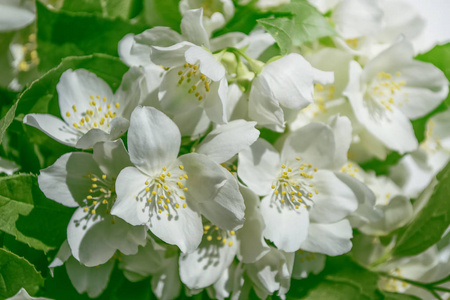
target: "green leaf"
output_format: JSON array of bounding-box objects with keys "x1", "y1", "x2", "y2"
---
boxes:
[
  {"x1": 214, "y1": 4, "x2": 268, "y2": 36},
  {"x1": 17, "y1": 53, "x2": 128, "y2": 117},
  {"x1": 0, "y1": 174, "x2": 74, "y2": 253},
  {"x1": 393, "y1": 162, "x2": 450, "y2": 257},
  {"x1": 0, "y1": 247, "x2": 44, "y2": 298},
  {"x1": 141, "y1": 0, "x2": 182, "y2": 31},
  {"x1": 288, "y1": 256, "x2": 383, "y2": 300},
  {"x1": 0, "y1": 100, "x2": 18, "y2": 145},
  {"x1": 381, "y1": 291, "x2": 421, "y2": 300},
  {"x1": 360, "y1": 152, "x2": 403, "y2": 176},
  {"x1": 257, "y1": 0, "x2": 336, "y2": 55},
  {"x1": 61, "y1": 0, "x2": 143, "y2": 20},
  {"x1": 36, "y1": 1, "x2": 146, "y2": 71}
]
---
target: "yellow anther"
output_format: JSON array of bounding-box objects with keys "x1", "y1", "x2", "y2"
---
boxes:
[
  {"x1": 217, "y1": 236, "x2": 222, "y2": 240},
  {"x1": 207, "y1": 236, "x2": 212, "y2": 241},
  {"x1": 183, "y1": 187, "x2": 188, "y2": 191},
  {"x1": 180, "y1": 196, "x2": 185, "y2": 200},
  {"x1": 175, "y1": 204, "x2": 180, "y2": 209},
  {"x1": 85, "y1": 116, "x2": 90, "y2": 122},
  {"x1": 152, "y1": 191, "x2": 157, "y2": 195},
  {"x1": 145, "y1": 187, "x2": 150, "y2": 192},
  {"x1": 159, "y1": 195, "x2": 165, "y2": 199},
  {"x1": 166, "y1": 199, "x2": 170, "y2": 203},
  {"x1": 198, "y1": 96, "x2": 203, "y2": 101},
  {"x1": 92, "y1": 101, "x2": 97, "y2": 106},
  {"x1": 73, "y1": 123, "x2": 79, "y2": 129},
  {"x1": 183, "y1": 174, "x2": 188, "y2": 179},
  {"x1": 274, "y1": 190, "x2": 279, "y2": 195},
  {"x1": 164, "y1": 185, "x2": 169, "y2": 190},
  {"x1": 295, "y1": 205, "x2": 299, "y2": 209},
  {"x1": 281, "y1": 164, "x2": 286, "y2": 169},
  {"x1": 92, "y1": 201, "x2": 98, "y2": 205},
  {"x1": 271, "y1": 185, "x2": 275, "y2": 189},
  {"x1": 162, "y1": 166, "x2": 167, "y2": 171},
  {"x1": 158, "y1": 209, "x2": 162, "y2": 214},
  {"x1": 102, "y1": 174, "x2": 107, "y2": 179},
  {"x1": 288, "y1": 168, "x2": 292, "y2": 172},
  {"x1": 228, "y1": 241, "x2": 233, "y2": 246},
  {"x1": 147, "y1": 198, "x2": 152, "y2": 202},
  {"x1": 158, "y1": 200, "x2": 162, "y2": 204},
  {"x1": 83, "y1": 207, "x2": 89, "y2": 212},
  {"x1": 179, "y1": 165, "x2": 184, "y2": 170},
  {"x1": 296, "y1": 157, "x2": 301, "y2": 161},
  {"x1": 91, "y1": 209, "x2": 96, "y2": 214},
  {"x1": 314, "y1": 168, "x2": 318, "y2": 172},
  {"x1": 102, "y1": 199, "x2": 108, "y2": 204},
  {"x1": 93, "y1": 122, "x2": 98, "y2": 128},
  {"x1": 204, "y1": 225, "x2": 210, "y2": 230},
  {"x1": 145, "y1": 181, "x2": 149, "y2": 185},
  {"x1": 157, "y1": 184, "x2": 162, "y2": 188},
  {"x1": 281, "y1": 191, "x2": 286, "y2": 195},
  {"x1": 66, "y1": 112, "x2": 71, "y2": 117},
  {"x1": 96, "y1": 95, "x2": 100, "y2": 99},
  {"x1": 308, "y1": 193, "x2": 313, "y2": 198},
  {"x1": 222, "y1": 239, "x2": 227, "y2": 245},
  {"x1": 297, "y1": 192, "x2": 302, "y2": 196},
  {"x1": 283, "y1": 182, "x2": 288, "y2": 187},
  {"x1": 183, "y1": 203, "x2": 187, "y2": 208},
  {"x1": 281, "y1": 199, "x2": 285, "y2": 203},
  {"x1": 92, "y1": 184, "x2": 97, "y2": 188},
  {"x1": 164, "y1": 204, "x2": 168, "y2": 209},
  {"x1": 230, "y1": 231, "x2": 235, "y2": 235},
  {"x1": 290, "y1": 191, "x2": 296, "y2": 195},
  {"x1": 167, "y1": 173, "x2": 171, "y2": 177},
  {"x1": 90, "y1": 95, "x2": 94, "y2": 100}
]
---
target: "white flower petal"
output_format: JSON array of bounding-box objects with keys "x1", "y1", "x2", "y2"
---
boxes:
[
  {"x1": 332, "y1": 0, "x2": 383, "y2": 39},
  {"x1": 0, "y1": 0, "x2": 35, "y2": 32},
  {"x1": 260, "y1": 195, "x2": 309, "y2": 252},
  {"x1": 179, "y1": 153, "x2": 245, "y2": 231},
  {"x1": 180, "y1": 8, "x2": 210, "y2": 48},
  {"x1": 75, "y1": 117, "x2": 129, "y2": 149},
  {"x1": 185, "y1": 46, "x2": 225, "y2": 81},
  {"x1": 309, "y1": 170, "x2": 358, "y2": 223},
  {"x1": 49, "y1": 241, "x2": 71, "y2": 276},
  {"x1": 151, "y1": 256, "x2": 182, "y2": 300},
  {"x1": 92, "y1": 140, "x2": 131, "y2": 178},
  {"x1": 210, "y1": 32, "x2": 249, "y2": 52},
  {"x1": 238, "y1": 139, "x2": 280, "y2": 196},
  {"x1": 345, "y1": 61, "x2": 418, "y2": 154},
  {"x1": 203, "y1": 78, "x2": 228, "y2": 124},
  {"x1": 292, "y1": 251, "x2": 326, "y2": 279},
  {"x1": 236, "y1": 185, "x2": 270, "y2": 263},
  {"x1": 111, "y1": 166, "x2": 151, "y2": 226},
  {"x1": 23, "y1": 114, "x2": 81, "y2": 147},
  {"x1": 359, "y1": 195, "x2": 414, "y2": 236},
  {"x1": 151, "y1": 42, "x2": 195, "y2": 67},
  {"x1": 281, "y1": 122, "x2": 336, "y2": 170},
  {"x1": 65, "y1": 256, "x2": 114, "y2": 298},
  {"x1": 135, "y1": 27, "x2": 184, "y2": 47},
  {"x1": 57, "y1": 69, "x2": 114, "y2": 126},
  {"x1": 67, "y1": 207, "x2": 147, "y2": 267},
  {"x1": 327, "y1": 115, "x2": 352, "y2": 169},
  {"x1": 148, "y1": 200, "x2": 202, "y2": 253},
  {"x1": 113, "y1": 66, "x2": 144, "y2": 120},
  {"x1": 197, "y1": 120, "x2": 260, "y2": 164},
  {"x1": 300, "y1": 220, "x2": 353, "y2": 256},
  {"x1": 118, "y1": 34, "x2": 152, "y2": 67},
  {"x1": 179, "y1": 238, "x2": 237, "y2": 289},
  {"x1": 38, "y1": 152, "x2": 101, "y2": 207},
  {"x1": 248, "y1": 77, "x2": 285, "y2": 130},
  {"x1": 6, "y1": 288, "x2": 51, "y2": 300},
  {"x1": 127, "y1": 106, "x2": 180, "y2": 175},
  {"x1": 172, "y1": 106, "x2": 211, "y2": 138}
]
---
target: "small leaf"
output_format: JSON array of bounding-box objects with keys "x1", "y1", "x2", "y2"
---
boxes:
[
  {"x1": 0, "y1": 248, "x2": 44, "y2": 298},
  {"x1": 0, "y1": 174, "x2": 74, "y2": 253},
  {"x1": 257, "y1": 0, "x2": 336, "y2": 54},
  {"x1": 0, "y1": 100, "x2": 18, "y2": 145},
  {"x1": 393, "y1": 162, "x2": 450, "y2": 257}
]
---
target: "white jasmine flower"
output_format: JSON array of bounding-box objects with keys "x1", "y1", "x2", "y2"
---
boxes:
[
  {"x1": 292, "y1": 250, "x2": 326, "y2": 279},
  {"x1": 119, "y1": 237, "x2": 181, "y2": 300},
  {"x1": 248, "y1": 53, "x2": 334, "y2": 132},
  {"x1": 49, "y1": 241, "x2": 114, "y2": 298},
  {"x1": 111, "y1": 106, "x2": 245, "y2": 253},
  {"x1": 179, "y1": 0, "x2": 235, "y2": 35},
  {"x1": 344, "y1": 39, "x2": 449, "y2": 154},
  {"x1": 150, "y1": 42, "x2": 229, "y2": 136},
  {"x1": 238, "y1": 117, "x2": 358, "y2": 254},
  {"x1": 38, "y1": 140, "x2": 147, "y2": 267},
  {"x1": 24, "y1": 67, "x2": 143, "y2": 149},
  {"x1": 391, "y1": 109, "x2": 450, "y2": 198},
  {"x1": 344, "y1": 162, "x2": 413, "y2": 236}
]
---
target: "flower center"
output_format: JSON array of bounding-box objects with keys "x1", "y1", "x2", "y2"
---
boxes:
[
  {"x1": 66, "y1": 95, "x2": 120, "y2": 133},
  {"x1": 136, "y1": 165, "x2": 189, "y2": 216},
  {"x1": 176, "y1": 63, "x2": 212, "y2": 101},
  {"x1": 340, "y1": 162, "x2": 359, "y2": 178},
  {"x1": 297, "y1": 249, "x2": 318, "y2": 263},
  {"x1": 345, "y1": 38, "x2": 359, "y2": 49},
  {"x1": 201, "y1": 0, "x2": 222, "y2": 18},
  {"x1": 203, "y1": 222, "x2": 235, "y2": 247},
  {"x1": 271, "y1": 158, "x2": 319, "y2": 210},
  {"x1": 75, "y1": 173, "x2": 117, "y2": 228},
  {"x1": 303, "y1": 83, "x2": 336, "y2": 116},
  {"x1": 368, "y1": 72, "x2": 408, "y2": 112}
]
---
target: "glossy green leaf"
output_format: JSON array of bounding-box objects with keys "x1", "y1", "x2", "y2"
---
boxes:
[
  {"x1": 0, "y1": 174, "x2": 74, "y2": 253},
  {"x1": 257, "y1": 0, "x2": 336, "y2": 54},
  {"x1": 36, "y1": 1, "x2": 146, "y2": 71},
  {"x1": 0, "y1": 247, "x2": 44, "y2": 298},
  {"x1": 0, "y1": 100, "x2": 18, "y2": 145},
  {"x1": 393, "y1": 162, "x2": 450, "y2": 257}
]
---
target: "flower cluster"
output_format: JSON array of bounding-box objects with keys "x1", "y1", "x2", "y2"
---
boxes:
[{"x1": 3, "y1": 0, "x2": 450, "y2": 299}]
